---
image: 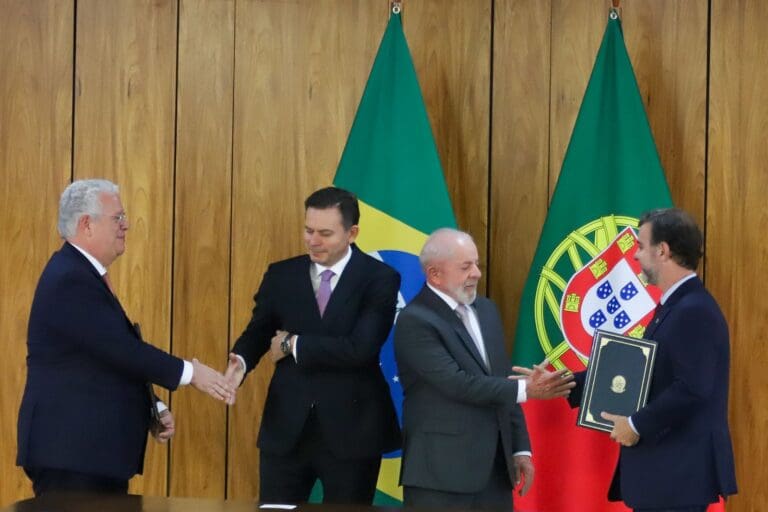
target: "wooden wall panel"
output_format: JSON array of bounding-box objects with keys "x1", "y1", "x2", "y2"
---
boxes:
[
  {"x1": 404, "y1": 0, "x2": 492, "y2": 281},
  {"x1": 73, "y1": 0, "x2": 178, "y2": 496},
  {"x1": 228, "y1": 0, "x2": 385, "y2": 499},
  {"x1": 550, "y1": 0, "x2": 707, "y2": 214},
  {"x1": 620, "y1": 0, "x2": 708, "y2": 224},
  {"x1": 170, "y1": 0, "x2": 234, "y2": 498},
  {"x1": 550, "y1": 0, "x2": 605, "y2": 191},
  {"x1": 709, "y1": 1, "x2": 768, "y2": 510},
  {"x1": 489, "y1": 0, "x2": 551, "y2": 348},
  {"x1": 0, "y1": 0, "x2": 73, "y2": 504}
]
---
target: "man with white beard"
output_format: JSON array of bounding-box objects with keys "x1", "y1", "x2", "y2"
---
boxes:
[{"x1": 393, "y1": 228, "x2": 574, "y2": 510}]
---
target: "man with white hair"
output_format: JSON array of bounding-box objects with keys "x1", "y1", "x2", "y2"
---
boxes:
[
  {"x1": 394, "y1": 228, "x2": 574, "y2": 510},
  {"x1": 17, "y1": 179, "x2": 232, "y2": 495}
]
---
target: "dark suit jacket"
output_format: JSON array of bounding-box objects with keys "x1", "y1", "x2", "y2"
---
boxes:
[
  {"x1": 570, "y1": 276, "x2": 737, "y2": 508},
  {"x1": 393, "y1": 286, "x2": 530, "y2": 493},
  {"x1": 17, "y1": 242, "x2": 184, "y2": 481},
  {"x1": 231, "y1": 244, "x2": 401, "y2": 459}
]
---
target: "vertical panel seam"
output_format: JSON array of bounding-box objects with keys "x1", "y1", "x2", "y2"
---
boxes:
[
  {"x1": 70, "y1": 0, "x2": 78, "y2": 182},
  {"x1": 703, "y1": 0, "x2": 712, "y2": 283},
  {"x1": 167, "y1": 0, "x2": 182, "y2": 497},
  {"x1": 486, "y1": 0, "x2": 495, "y2": 292},
  {"x1": 547, "y1": 0, "x2": 553, "y2": 205},
  {"x1": 224, "y1": 0, "x2": 238, "y2": 500}
]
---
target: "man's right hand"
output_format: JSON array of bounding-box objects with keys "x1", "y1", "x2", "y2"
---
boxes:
[
  {"x1": 191, "y1": 358, "x2": 234, "y2": 402},
  {"x1": 223, "y1": 353, "x2": 245, "y2": 405},
  {"x1": 510, "y1": 360, "x2": 575, "y2": 400}
]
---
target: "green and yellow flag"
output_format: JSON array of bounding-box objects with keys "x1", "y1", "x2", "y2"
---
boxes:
[{"x1": 333, "y1": 7, "x2": 456, "y2": 505}]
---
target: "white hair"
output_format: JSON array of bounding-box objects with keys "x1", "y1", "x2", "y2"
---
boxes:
[
  {"x1": 58, "y1": 179, "x2": 119, "y2": 239},
  {"x1": 419, "y1": 228, "x2": 474, "y2": 270}
]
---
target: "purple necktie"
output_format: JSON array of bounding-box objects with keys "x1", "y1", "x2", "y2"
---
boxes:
[{"x1": 316, "y1": 269, "x2": 335, "y2": 317}]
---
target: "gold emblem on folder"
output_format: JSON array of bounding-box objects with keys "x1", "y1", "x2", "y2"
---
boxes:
[{"x1": 610, "y1": 375, "x2": 627, "y2": 394}]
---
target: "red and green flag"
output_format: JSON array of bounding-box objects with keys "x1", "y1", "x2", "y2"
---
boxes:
[{"x1": 510, "y1": 9, "x2": 718, "y2": 512}]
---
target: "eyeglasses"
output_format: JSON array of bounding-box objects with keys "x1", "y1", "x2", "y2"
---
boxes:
[{"x1": 109, "y1": 213, "x2": 128, "y2": 224}]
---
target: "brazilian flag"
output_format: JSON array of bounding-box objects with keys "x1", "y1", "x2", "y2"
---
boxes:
[{"x1": 333, "y1": 7, "x2": 456, "y2": 506}]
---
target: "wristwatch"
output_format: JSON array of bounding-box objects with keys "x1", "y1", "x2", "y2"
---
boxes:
[{"x1": 280, "y1": 333, "x2": 293, "y2": 356}]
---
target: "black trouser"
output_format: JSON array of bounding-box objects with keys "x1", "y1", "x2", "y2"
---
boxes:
[
  {"x1": 25, "y1": 467, "x2": 128, "y2": 496},
  {"x1": 259, "y1": 411, "x2": 381, "y2": 505}
]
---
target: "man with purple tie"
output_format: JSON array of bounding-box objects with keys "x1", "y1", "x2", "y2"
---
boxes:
[{"x1": 225, "y1": 187, "x2": 401, "y2": 505}]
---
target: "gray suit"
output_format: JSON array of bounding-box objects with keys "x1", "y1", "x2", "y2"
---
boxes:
[{"x1": 394, "y1": 285, "x2": 529, "y2": 503}]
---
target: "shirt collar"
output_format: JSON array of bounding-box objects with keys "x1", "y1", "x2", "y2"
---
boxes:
[
  {"x1": 427, "y1": 283, "x2": 463, "y2": 311},
  {"x1": 660, "y1": 273, "x2": 697, "y2": 304},
  {"x1": 69, "y1": 242, "x2": 108, "y2": 276},
  {"x1": 313, "y1": 245, "x2": 353, "y2": 278}
]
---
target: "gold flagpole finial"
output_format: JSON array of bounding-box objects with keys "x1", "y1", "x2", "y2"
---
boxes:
[{"x1": 391, "y1": 1, "x2": 402, "y2": 15}]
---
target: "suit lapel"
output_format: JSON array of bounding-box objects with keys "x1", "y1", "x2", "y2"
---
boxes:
[
  {"x1": 320, "y1": 245, "x2": 364, "y2": 323},
  {"x1": 420, "y1": 287, "x2": 490, "y2": 374},
  {"x1": 63, "y1": 242, "x2": 135, "y2": 325},
  {"x1": 644, "y1": 304, "x2": 668, "y2": 338},
  {"x1": 473, "y1": 300, "x2": 504, "y2": 375},
  {"x1": 645, "y1": 276, "x2": 702, "y2": 339},
  {"x1": 292, "y1": 256, "x2": 321, "y2": 319},
  {"x1": 64, "y1": 242, "x2": 122, "y2": 305}
]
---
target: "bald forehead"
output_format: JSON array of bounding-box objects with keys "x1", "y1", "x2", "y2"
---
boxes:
[{"x1": 420, "y1": 229, "x2": 476, "y2": 267}]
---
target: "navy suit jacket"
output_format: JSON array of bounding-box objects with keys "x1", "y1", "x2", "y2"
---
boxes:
[
  {"x1": 231, "y1": 244, "x2": 401, "y2": 459},
  {"x1": 17, "y1": 242, "x2": 184, "y2": 481},
  {"x1": 394, "y1": 286, "x2": 530, "y2": 493},
  {"x1": 571, "y1": 276, "x2": 737, "y2": 508}
]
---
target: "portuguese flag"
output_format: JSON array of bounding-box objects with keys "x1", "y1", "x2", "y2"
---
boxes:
[
  {"x1": 511, "y1": 9, "x2": 694, "y2": 512},
  {"x1": 333, "y1": 7, "x2": 456, "y2": 505}
]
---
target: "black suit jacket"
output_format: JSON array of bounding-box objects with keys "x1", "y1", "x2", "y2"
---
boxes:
[
  {"x1": 393, "y1": 286, "x2": 530, "y2": 493},
  {"x1": 17, "y1": 242, "x2": 184, "y2": 481},
  {"x1": 570, "y1": 276, "x2": 737, "y2": 508},
  {"x1": 231, "y1": 244, "x2": 401, "y2": 459}
]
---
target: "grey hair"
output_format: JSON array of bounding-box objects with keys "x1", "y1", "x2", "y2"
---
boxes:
[
  {"x1": 58, "y1": 179, "x2": 119, "y2": 239},
  {"x1": 419, "y1": 228, "x2": 474, "y2": 270}
]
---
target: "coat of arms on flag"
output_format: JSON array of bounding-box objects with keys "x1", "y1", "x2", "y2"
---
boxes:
[{"x1": 560, "y1": 227, "x2": 661, "y2": 361}]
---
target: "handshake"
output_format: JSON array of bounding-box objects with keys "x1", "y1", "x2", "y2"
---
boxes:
[
  {"x1": 190, "y1": 329, "x2": 291, "y2": 405},
  {"x1": 509, "y1": 359, "x2": 576, "y2": 400}
]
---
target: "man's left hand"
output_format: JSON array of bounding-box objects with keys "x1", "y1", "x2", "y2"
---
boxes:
[
  {"x1": 601, "y1": 412, "x2": 639, "y2": 446},
  {"x1": 151, "y1": 409, "x2": 175, "y2": 443},
  {"x1": 269, "y1": 330, "x2": 291, "y2": 363},
  {"x1": 513, "y1": 454, "x2": 534, "y2": 496}
]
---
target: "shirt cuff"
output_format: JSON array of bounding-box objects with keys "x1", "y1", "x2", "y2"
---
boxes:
[
  {"x1": 628, "y1": 416, "x2": 640, "y2": 436},
  {"x1": 292, "y1": 335, "x2": 299, "y2": 361},
  {"x1": 513, "y1": 451, "x2": 532, "y2": 457},
  {"x1": 179, "y1": 360, "x2": 194, "y2": 386},
  {"x1": 235, "y1": 354, "x2": 247, "y2": 373},
  {"x1": 156, "y1": 401, "x2": 168, "y2": 414},
  {"x1": 517, "y1": 378, "x2": 527, "y2": 403}
]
